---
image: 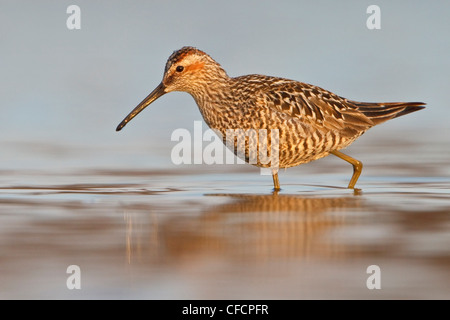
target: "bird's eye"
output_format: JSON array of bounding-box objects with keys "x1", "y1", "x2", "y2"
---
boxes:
[{"x1": 176, "y1": 66, "x2": 184, "y2": 72}]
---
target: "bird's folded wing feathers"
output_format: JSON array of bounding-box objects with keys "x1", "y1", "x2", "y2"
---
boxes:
[{"x1": 256, "y1": 80, "x2": 374, "y2": 132}]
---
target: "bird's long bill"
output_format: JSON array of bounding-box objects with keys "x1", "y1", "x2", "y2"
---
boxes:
[{"x1": 116, "y1": 82, "x2": 166, "y2": 131}]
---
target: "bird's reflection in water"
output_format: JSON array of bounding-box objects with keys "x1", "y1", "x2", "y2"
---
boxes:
[{"x1": 124, "y1": 193, "x2": 363, "y2": 266}]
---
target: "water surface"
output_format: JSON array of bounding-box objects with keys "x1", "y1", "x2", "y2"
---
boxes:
[{"x1": 1, "y1": 136, "x2": 449, "y2": 299}]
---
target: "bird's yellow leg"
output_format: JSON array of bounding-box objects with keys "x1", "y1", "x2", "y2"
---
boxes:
[
  {"x1": 331, "y1": 150, "x2": 363, "y2": 189},
  {"x1": 272, "y1": 172, "x2": 281, "y2": 191}
]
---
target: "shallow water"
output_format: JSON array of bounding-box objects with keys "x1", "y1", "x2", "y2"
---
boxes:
[{"x1": 1, "y1": 132, "x2": 449, "y2": 299}]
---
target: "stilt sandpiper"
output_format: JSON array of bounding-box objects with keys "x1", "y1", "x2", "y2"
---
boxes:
[{"x1": 117, "y1": 47, "x2": 425, "y2": 191}]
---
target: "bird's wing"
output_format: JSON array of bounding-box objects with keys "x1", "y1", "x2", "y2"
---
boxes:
[{"x1": 252, "y1": 77, "x2": 374, "y2": 135}]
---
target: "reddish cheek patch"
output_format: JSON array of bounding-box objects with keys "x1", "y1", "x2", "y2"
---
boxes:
[{"x1": 185, "y1": 61, "x2": 205, "y2": 72}]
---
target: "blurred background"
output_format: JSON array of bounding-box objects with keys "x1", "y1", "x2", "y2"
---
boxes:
[{"x1": 0, "y1": 1, "x2": 449, "y2": 299}]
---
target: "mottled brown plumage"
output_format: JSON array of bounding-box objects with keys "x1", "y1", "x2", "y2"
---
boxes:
[{"x1": 117, "y1": 46, "x2": 425, "y2": 190}]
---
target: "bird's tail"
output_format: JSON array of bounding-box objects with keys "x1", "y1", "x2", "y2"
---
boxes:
[{"x1": 349, "y1": 101, "x2": 426, "y2": 125}]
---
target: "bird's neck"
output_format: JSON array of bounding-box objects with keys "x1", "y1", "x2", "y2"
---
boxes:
[{"x1": 188, "y1": 76, "x2": 234, "y2": 130}]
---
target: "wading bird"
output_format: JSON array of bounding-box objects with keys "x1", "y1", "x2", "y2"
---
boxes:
[{"x1": 116, "y1": 47, "x2": 425, "y2": 191}]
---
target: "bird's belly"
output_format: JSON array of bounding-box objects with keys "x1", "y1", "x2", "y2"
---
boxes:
[
  {"x1": 199, "y1": 104, "x2": 361, "y2": 169},
  {"x1": 209, "y1": 120, "x2": 352, "y2": 169}
]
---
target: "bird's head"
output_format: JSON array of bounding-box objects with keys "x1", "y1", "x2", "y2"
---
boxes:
[{"x1": 116, "y1": 47, "x2": 227, "y2": 131}]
